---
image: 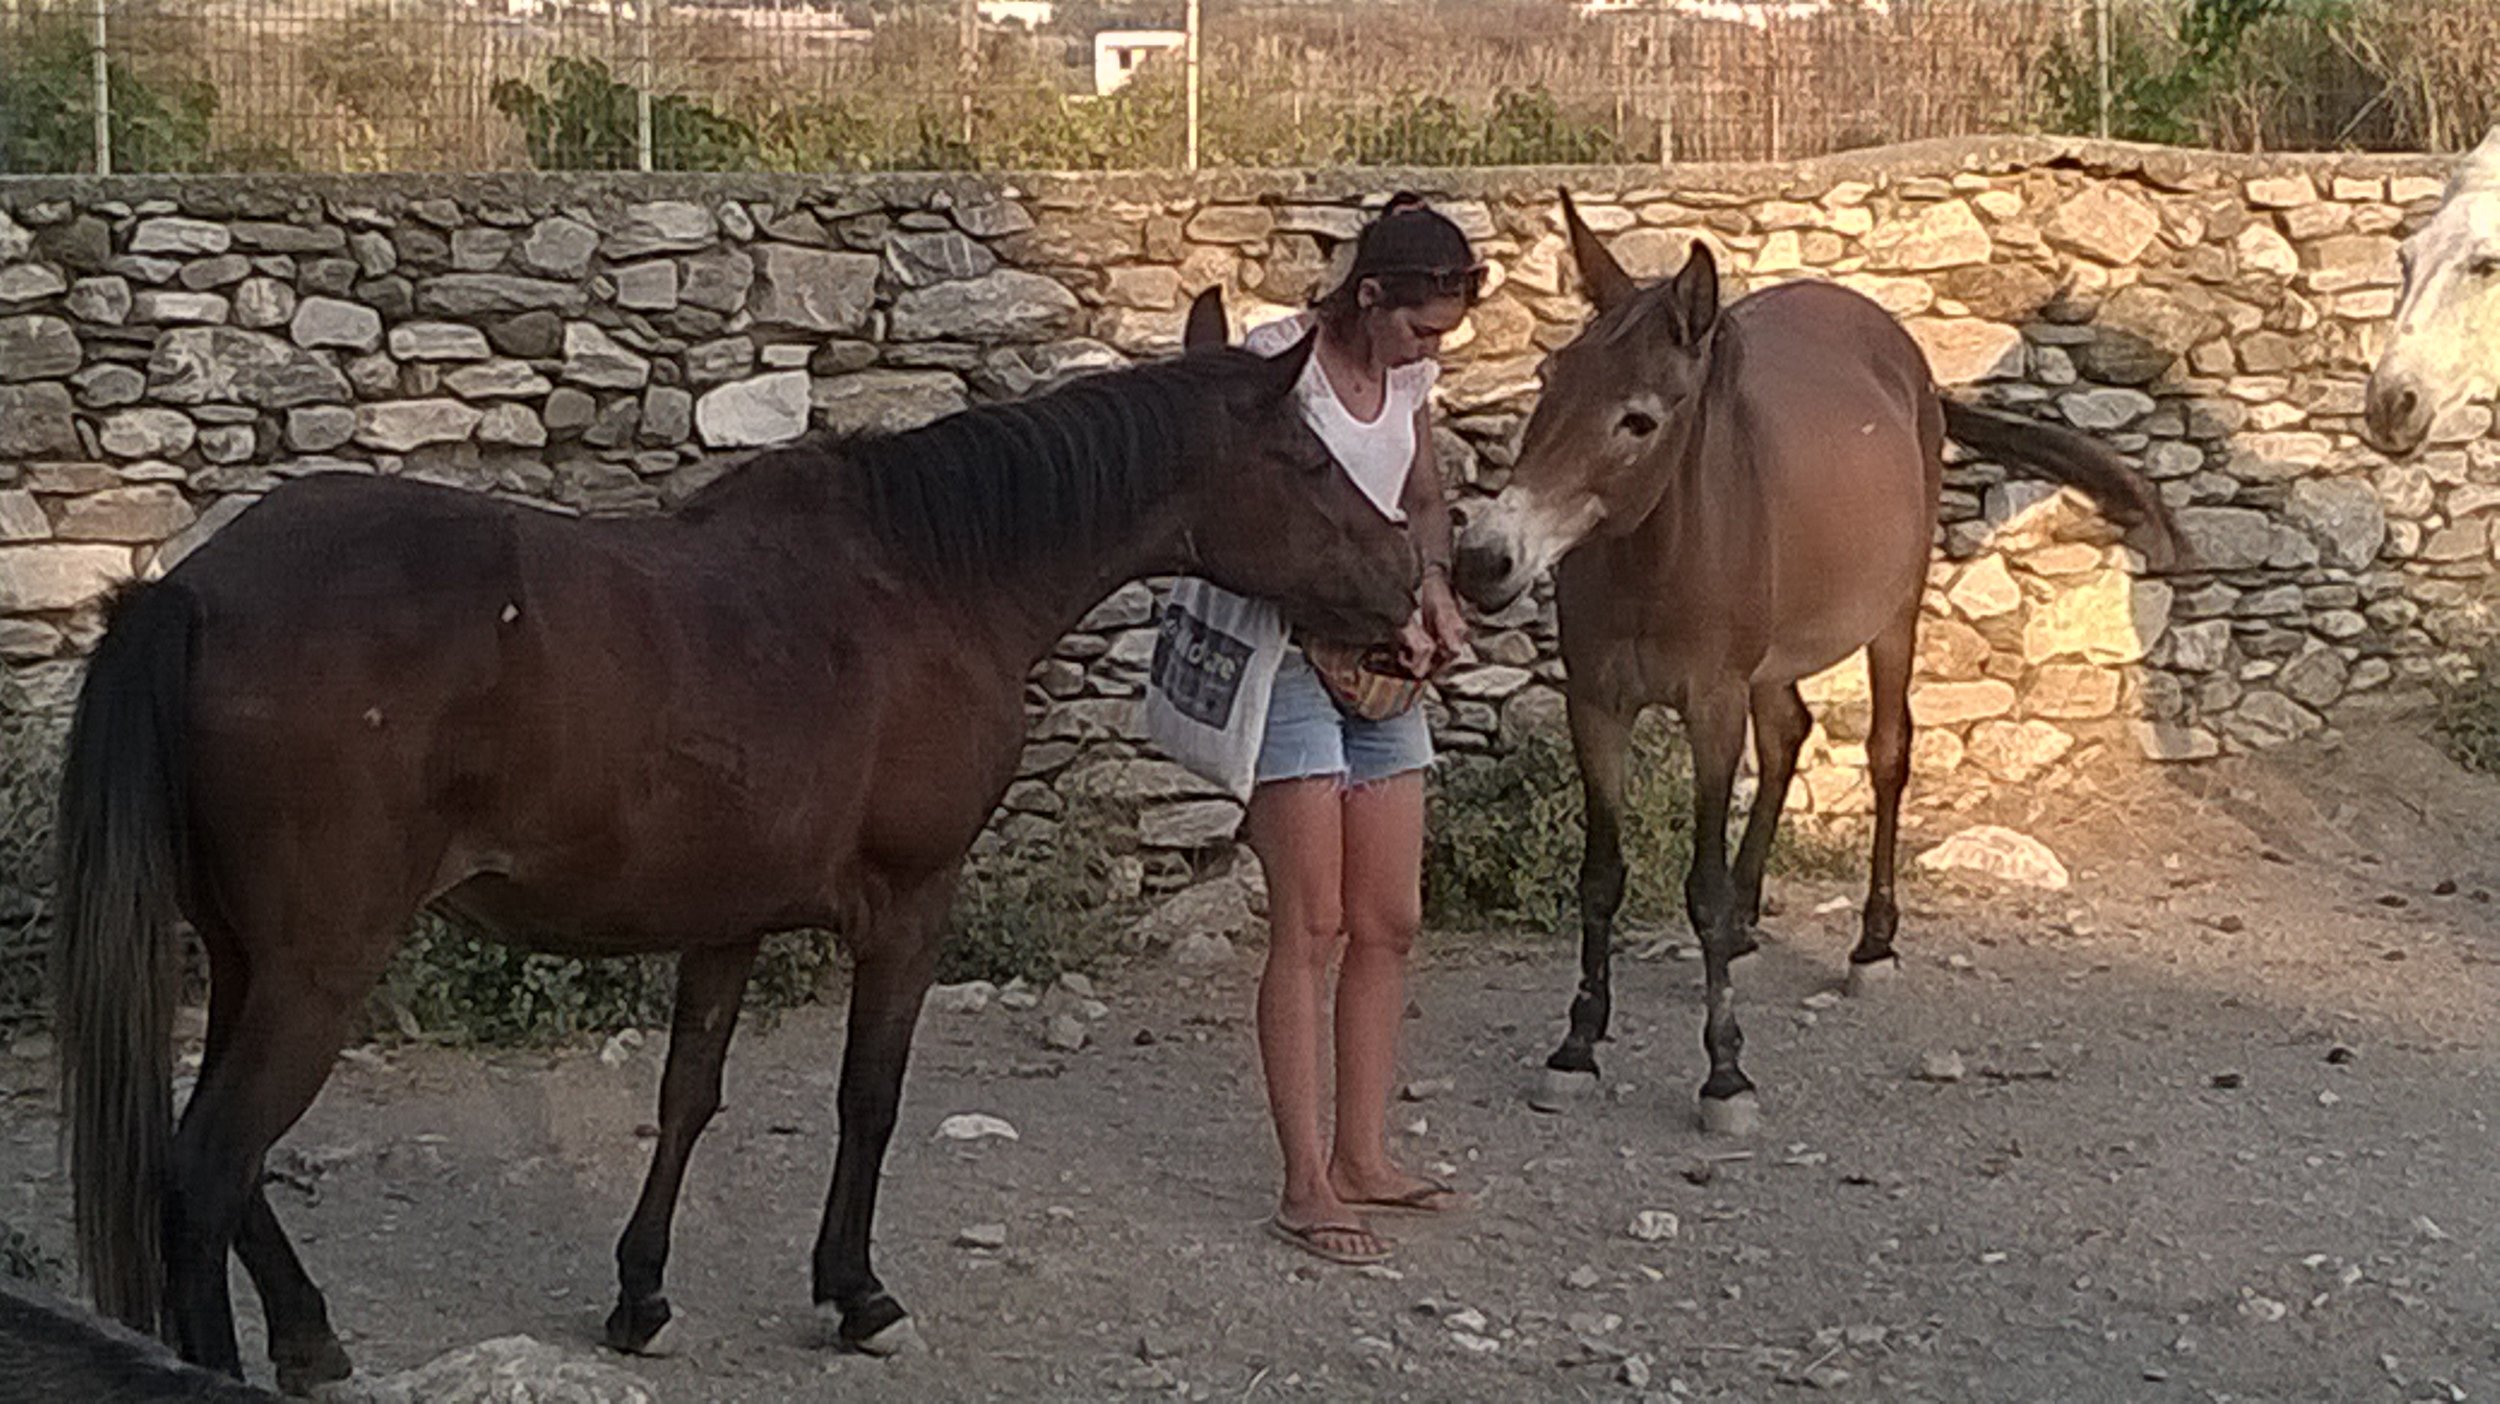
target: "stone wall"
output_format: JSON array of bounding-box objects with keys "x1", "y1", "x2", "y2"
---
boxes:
[{"x1": 0, "y1": 137, "x2": 2488, "y2": 909}]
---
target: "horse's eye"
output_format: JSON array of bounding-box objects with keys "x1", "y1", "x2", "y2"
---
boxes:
[
  {"x1": 2472, "y1": 255, "x2": 2500, "y2": 279},
  {"x1": 1619, "y1": 410, "x2": 1660, "y2": 438}
]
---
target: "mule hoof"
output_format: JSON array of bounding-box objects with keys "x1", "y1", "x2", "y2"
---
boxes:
[
  {"x1": 1529, "y1": 1067, "x2": 1599, "y2": 1114},
  {"x1": 824, "y1": 1296, "x2": 922, "y2": 1356},
  {"x1": 274, "y1": 1338, "x2": 355, "y2": 1396},
  {"x1": 1844, "y1": 957, "x2": 1901, "y2": 999},
  {"x1": 633, "y1": 1316, "x2": 684, "y2": 1358},
  {"x1": 1697, "y1": 1090, "x2": 1761, "y2": 1138},
  {"x1": 604, "y1": 1296, "x2": 676, "y2": 1356}
]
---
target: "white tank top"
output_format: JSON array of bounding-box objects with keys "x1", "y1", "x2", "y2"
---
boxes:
[{"x1": 1241, "y1": 311, "x2": 1435, "y2": 524}]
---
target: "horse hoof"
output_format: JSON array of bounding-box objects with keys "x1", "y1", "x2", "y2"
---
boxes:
[
  {"x1": 824, "y1": 1297, "x2": 923, "y2": 1356},
  {"x1": 604, "y1": 1297, "x2": 677, "y2": 1356},
  {"x1": 1529, "y1": 1067, "x2": 1599, "y2": 1114},
  {"x1": 274, "y1": 1338, "x2": 355, "y2": 1396},
  {"x1": 1844, "y1": 957, "x2": 1900, "y2": 999},
  {"x1": 1697, "y1": 1091, "x2": 1761, "y2": 1138}
]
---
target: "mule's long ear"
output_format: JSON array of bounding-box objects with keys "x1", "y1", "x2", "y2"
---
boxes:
[
  {"x1": 1668, "y1": 239, "x2": 1721, "y2": 345},
  {"x1": 1183, "y1": 285, "x2": 1229, "y2": 352},
  {"x1": 1560, "y1": 187, "x2": 1635, "y2": 313}
]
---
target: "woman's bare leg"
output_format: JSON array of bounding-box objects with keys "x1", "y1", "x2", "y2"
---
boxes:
[
  {"x1": 1327, "y1": 772, "x2": 1455, "y2": 1207},
  {"x1": 1247, "y1": 776, "x2": 1385, "y2": 1258}
]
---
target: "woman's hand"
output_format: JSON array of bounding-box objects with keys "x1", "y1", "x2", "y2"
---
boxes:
[
  {"x1": 1392, "y1": 570, "x2": 1470, "y2": 679},
  {"x1": 1420, "y1": 568, "x2": 1470, "y2": 670}
]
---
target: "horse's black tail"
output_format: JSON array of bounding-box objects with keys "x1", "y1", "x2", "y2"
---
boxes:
[
  {"x1": 52, "y1": 579, "x2": 200, "y2": 1337},
  {"x1": 1940, "y1": 396, "x2": 2191, "y2": 572}
]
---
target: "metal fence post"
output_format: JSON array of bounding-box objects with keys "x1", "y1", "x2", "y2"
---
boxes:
[
  {"x1": 635, "y1": 0, "x2": 655, "y2": 171},
  {"x1": 90, "y1": 0, "x2": 110, "y2": 175},
  {"x1": 2094, "y1": 0, "x2": 2112, "y2": 140},
  {"x1": 958, "y1": 0, "x2": 977, "y2": 149},
  {"x1": 1184, "y1": 0, "x2": 1201, "y2": 172},
  {"x1": 1654, "y1": 0, "x2": 1672, "y2": 165}
]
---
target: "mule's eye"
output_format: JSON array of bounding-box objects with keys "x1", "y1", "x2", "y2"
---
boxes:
[
  {"x1": 2472, "y1": 254, "x2": 2500, "y2": 278},
  {"x1": 1619, "y1": 409, "x2": 1660, "y2": 437}
]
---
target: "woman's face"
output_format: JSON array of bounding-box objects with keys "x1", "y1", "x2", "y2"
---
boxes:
[{"x1": 1359, "y1": 287, "x2": 1470, "y2": 367}]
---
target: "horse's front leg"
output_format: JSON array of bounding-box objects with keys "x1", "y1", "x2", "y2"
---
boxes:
[
  {"x1": 607, "y1": 939, "x2": 760, "y2": 1355},
  {"x1": 813, "y1": 875, "x2": 949, "y2": 1355}
]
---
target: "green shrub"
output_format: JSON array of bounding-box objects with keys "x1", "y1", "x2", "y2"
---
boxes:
[
  {"x1": 373, "y1": 793, "x2": 1138, "y2": 1044},
  {"x1": 2436, "y1": 652, "x2": 2500, "y2": 775},
  {"x1": 0, "y1": 1217, "x2": 65, "y2": 1291},
  {"x1": 1426, "y1": 718, "x2": 1859, "y2": 933},
  {"x1": 374, "y1": 912, "x2": 840, "y2": 1048},
  {"x1": 0, "y1": 9, "x2": 222, "y2": 173},
  {"x1": 1337, "y1": 87, "x2": 1622, "y2": 167},
  {"x1": 2037, "y1": 0, "x2": 2331, "y2": 147},
  {"x1": 942, "y1": 796, "x2": 1142, "y2": 984},
  {"x1": 492, "y1": 56, "x2": 758, "y2": 172},
  {"x1": 0, "y1": 712, "x2": 63, "y2": 1036}
]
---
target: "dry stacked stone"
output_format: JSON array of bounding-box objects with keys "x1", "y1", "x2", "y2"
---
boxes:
[{"x1": 0, "y1": 138, "x2": 2481, "y2": 902}]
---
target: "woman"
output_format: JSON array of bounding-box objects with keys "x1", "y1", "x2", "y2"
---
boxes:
[{"x1": 1238, "y1": 194, "x2": 1480, "y2": 1266}]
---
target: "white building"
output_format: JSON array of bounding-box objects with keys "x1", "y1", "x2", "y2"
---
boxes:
[
  {"x1": 1092, "y1": 29, "x2": 1186, "y2": 96},
  {"x1": 1579, "y1": 0, "x2": 1894, "y2": 23},
  {"x1": 979, "y1": 0, "x2": 1057, "y2": 27}
]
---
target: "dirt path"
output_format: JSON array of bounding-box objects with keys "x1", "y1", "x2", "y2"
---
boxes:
[{"x1": 5, "y1": 723, "x2": 2498, "y2": 1402}]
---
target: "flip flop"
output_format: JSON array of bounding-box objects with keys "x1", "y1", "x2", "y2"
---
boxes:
[
  {"x1": 1342, "y1": 1179, "x2": 1474, "y2": 1217},
  {"x1": 1265, "y1": 1215, "x2": 1391, "y2": 1267}
]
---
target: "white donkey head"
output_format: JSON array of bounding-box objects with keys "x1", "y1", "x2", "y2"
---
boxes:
[{"x1": 2367, "y1": 128, "x2": 2500, "y2": 457}]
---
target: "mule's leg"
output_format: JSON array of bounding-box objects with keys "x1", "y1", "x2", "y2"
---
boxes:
[
  {"x1": 1730, "y1": 681, "x2": 1812, "y2": 952},
  {"x1": 1537, "y1": 695, "x2": 1634, "y2": 1110},
  {"x1": 193, "y1": 925, "x2": 354, "y2": 1392},
  {"x1": 813, "y1": 878, "x2": 948, "y2": 1355},
  {"x1": 1684, "y1": 682, "x2": 1759, "y2": 1136},
  {"x1": 164, "y1": 975, "x2": 360, "y2": 1378},
  {"x1": 1849, "y1": 604, "x2": 1919, "y2": 994},
  {"x1": 606, "y1": 939, "x2": 761, "y2": 1356}
]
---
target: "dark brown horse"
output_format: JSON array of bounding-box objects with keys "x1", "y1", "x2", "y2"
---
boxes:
[
  {"x1": 1452, "y1": 193, "x2": 2182, "y2": 1134},
  {"x1": 53, "y1": 289, "x2": 1418, "y2": 1387}
]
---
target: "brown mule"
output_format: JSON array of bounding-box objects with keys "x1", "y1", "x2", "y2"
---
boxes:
[
  {"x1": 52, "y1": 287, "x2": 1418, "y2": 1385},
  {"x1": 1452, "y1": 191, "x2": 2182, "y2": 1133}
]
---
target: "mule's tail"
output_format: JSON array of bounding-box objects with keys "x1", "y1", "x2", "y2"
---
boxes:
[
  {"x1": 52, "y1": 579, "x2": 200, "y2": 1336},
  {"x1": 1940, "y1": 397, "x2": 2190, "y2": 571}
]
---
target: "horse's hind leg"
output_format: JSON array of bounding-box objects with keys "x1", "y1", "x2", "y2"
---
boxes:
[
  {"x1": 813, "y1": 877, "x2": 947, "y2": 1354},
  {"x1": 194, "y1": 925, "x2": 354, "y2": 1392},
  {"x1": 1729, "y1": 680, "x2": 1812, "y2": 954},
  {"x1": 237, "y1": 1190, "x2": 352, "y2": 1392},
  {"x1": 1536, "y1": 694, "x2": 1633, "y2": 1111},
  {"x1": 165, "y1": 970, "x2": 364, "y2": 1377},
  {"x1": 607, "y1": 939, "x2": 760, "y2": 1356},
  {"x1": 1848, "y1": 602, "x2": 1919, "y2": 995}
]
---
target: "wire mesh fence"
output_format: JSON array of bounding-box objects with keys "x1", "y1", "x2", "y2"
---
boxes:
[{"x1": 0, "y1": 0, "x2": 2494, "y2": 175}]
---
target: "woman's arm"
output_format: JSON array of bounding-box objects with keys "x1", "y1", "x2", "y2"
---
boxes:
[
  {"x1": 1401, "y1": 401, "x2": 1469, "y2": 671},
  {"x1": 1401, "y1": 402, "x2": 1453, "y2": 575}
]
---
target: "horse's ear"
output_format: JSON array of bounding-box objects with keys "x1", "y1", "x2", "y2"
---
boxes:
[
  {"x1": 1668, "y1": 239, "x2": 1721, "y2": 344},
  {"x1": 1251, "y1": 324, "x2": 1319, "y2": 404},
  {"x1": 1183, "y1": 286, "x2": 1229, "y2": 352},
  {"x1": 1560, "y1": 187, "x2": 1634, "y2": 313}
]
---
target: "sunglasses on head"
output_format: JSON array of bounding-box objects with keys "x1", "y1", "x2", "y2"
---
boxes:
[{"x1": 1370, "y1": 264, "x2": 1489, "y2": 305}]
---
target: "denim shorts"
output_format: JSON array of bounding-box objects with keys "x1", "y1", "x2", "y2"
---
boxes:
[{"x1": 1255, "y1": 648, "x2": 1435, "y2": 788}]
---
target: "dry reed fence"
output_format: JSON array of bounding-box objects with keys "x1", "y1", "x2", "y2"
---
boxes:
[{"x1": 0, "y1": 2, "x2": 2495, "y2": 186}]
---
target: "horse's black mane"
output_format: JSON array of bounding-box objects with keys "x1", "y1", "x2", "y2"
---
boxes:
[{"x1": 692, "y1": 348, "x2": 1270, "y2": 584}]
